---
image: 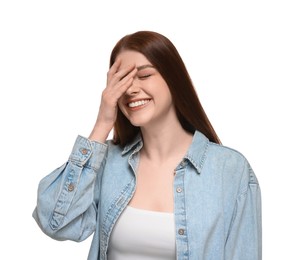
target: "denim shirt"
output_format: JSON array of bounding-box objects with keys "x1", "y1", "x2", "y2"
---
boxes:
[{"x1": 33, "y1": 131, "x2": 262, "y2": 260}]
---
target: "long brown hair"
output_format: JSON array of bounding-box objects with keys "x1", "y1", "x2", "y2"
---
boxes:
[{"x1": 110, "y1": 31, "x2": 221, "y2": 146}]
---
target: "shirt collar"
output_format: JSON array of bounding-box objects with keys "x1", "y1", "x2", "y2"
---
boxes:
[
  {"x1": 121, "y1": 133, "x2": 143, "y2": 155},
  {"x1": 121, "y1": 130, "x2": 210, "y2": 174},
  {"x1": 183, "y1": 131, "x2": 209, "y2": 174}
]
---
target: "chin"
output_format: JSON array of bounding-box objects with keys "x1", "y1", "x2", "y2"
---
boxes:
[
  {"x1": 123, "y1": 112, "x2": 153, "y2": 127},
  {"x1": 127, "y1": 116, "x2": 152, "y2": 127},
  {"x1": 128, "y1": 120, "x2": 147, "y2": 127}
]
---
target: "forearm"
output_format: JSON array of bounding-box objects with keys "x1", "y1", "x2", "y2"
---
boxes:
[{"x1": 89, "y1": 121, "x2": 113, "y2": 143}]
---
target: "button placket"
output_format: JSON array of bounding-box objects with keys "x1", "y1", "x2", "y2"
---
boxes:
[{"x1": 173, "y1": 165, "x2": 188, "y2": 258}]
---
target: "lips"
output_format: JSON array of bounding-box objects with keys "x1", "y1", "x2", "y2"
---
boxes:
[{"x1": 127, "y1": 99, "x2": 151, "y2": 108}]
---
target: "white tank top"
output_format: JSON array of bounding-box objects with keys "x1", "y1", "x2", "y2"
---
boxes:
[{"x1": 107, "y1": 206, "x2": 176, "y2": 259}]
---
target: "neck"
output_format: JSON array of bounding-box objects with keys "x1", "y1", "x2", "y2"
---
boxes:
[{"x1": 140, "y1": 121, "x2": 193, "y2": 162}]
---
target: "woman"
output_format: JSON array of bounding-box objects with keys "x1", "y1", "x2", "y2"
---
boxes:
[{"x1": 33, "y1": 31, "x2": 262, "y2": 260}]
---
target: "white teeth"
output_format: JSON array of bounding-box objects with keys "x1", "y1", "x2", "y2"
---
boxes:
[{"x1": 128, "y1": 99, "x2": 150, "y2": 108}]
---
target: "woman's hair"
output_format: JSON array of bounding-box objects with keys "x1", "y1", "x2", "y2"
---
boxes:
[{"x1": 110, "y1": 31, "x2": 221, "y2": 146}]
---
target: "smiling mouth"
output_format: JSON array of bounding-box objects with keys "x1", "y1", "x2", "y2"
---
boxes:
[{"x1": 128, "y1": 99, "x2": 151, "y2": 108}]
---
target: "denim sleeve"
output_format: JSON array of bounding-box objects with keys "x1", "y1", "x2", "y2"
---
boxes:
[
  {"x1": 32, "y1": 135, "x2": 108, "y2": 242},
  {"x1": 225, "y1": 160, "x2": 262, "y2": 260}
]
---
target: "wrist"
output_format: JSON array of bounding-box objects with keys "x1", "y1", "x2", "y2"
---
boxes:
[{"x1": 88, "y1": 122, "x2": 113, "y2": 143}]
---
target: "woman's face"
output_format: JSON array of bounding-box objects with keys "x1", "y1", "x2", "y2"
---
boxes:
[{"x1": 117, "y1": 50, "x2": 176, "y2": 129}]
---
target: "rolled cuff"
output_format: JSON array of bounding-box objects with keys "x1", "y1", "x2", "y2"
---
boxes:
[{"x1": 68, "y1": 135, "x2": 108, "y2": 170}]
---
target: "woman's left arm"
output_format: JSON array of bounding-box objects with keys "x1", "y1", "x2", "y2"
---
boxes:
[{"x1": 225, "y1": 161, "x2": 262, "y2": 260}]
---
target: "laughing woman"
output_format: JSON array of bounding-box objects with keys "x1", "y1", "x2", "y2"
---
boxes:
[{"x1": 33, "y1": 31, "x2": 262, "y2": 260}]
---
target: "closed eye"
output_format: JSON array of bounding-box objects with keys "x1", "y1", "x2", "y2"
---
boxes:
[{"x1": 138, "y1": 74, "x2": 151, "y2": 79}]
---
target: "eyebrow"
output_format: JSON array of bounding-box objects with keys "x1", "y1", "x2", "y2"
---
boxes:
[{"x1": 136, "y1": 64, "x2": 155, "y2": 71}]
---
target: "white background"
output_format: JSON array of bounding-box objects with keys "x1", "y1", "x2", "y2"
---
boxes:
[{"x1": 1, "y1": 0, "x2": 299, "y2": 259}]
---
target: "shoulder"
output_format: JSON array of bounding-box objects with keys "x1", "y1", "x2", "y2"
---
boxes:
[
  {"x1": 206, "y1": 141, "x2": 259, "y2": 187},
  {"x1": 208, "y1": 142, "x2": 247, "y2": 165}
]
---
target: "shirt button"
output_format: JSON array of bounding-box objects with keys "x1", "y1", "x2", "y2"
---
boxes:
[
  {"x1": 176, "y1": 187, "x2": 183, "y2": 193},
  {"x1": 178, "y1": 229, "x2": 185, "y2": 235},
  {"x1": 81, "y1": 148, "x2": 88, "y2": 155},
  {"x1": 68, "y1": 183, "x2": 75, "y2": 192}
]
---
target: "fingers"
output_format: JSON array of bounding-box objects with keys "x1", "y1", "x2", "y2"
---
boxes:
[
  {"x1": 101, "y1": 61, "x2": 136, "y2": 113},
  {"x1": 108, "y1": 58, "x2": 121, "y2": 78},
  {"x1": 108, "y1": 58, "x2": 135, "y2": 81},
  {"x1": 112, "y1": 67, "x2": 137, "y2": 100},
  {"x1": 106, "y1": 59, "x2": 137, "y2": 98}
]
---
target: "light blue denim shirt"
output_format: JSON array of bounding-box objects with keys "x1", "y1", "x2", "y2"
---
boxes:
[{"x1": 33, "y1": 130, "x2": 262, "y2": 260}]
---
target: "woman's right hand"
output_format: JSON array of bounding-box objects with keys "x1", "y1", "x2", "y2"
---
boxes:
[{"x1": 89, "y1": 58, "x2": 137, "y2": 143}]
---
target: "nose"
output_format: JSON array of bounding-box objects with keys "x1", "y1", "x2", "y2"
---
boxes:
[{"x1": 125, "y1": 77, "x2": 140, "y2": 96}]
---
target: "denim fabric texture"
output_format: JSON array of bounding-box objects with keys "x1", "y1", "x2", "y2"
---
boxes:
[{"x1": 33, "y1": 130, "x2": 262, "y2": 260}]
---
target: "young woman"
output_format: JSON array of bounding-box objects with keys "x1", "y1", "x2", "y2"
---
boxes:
[{"x1": 33, "y1": 31, "x2": 262, "y2": 260}]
